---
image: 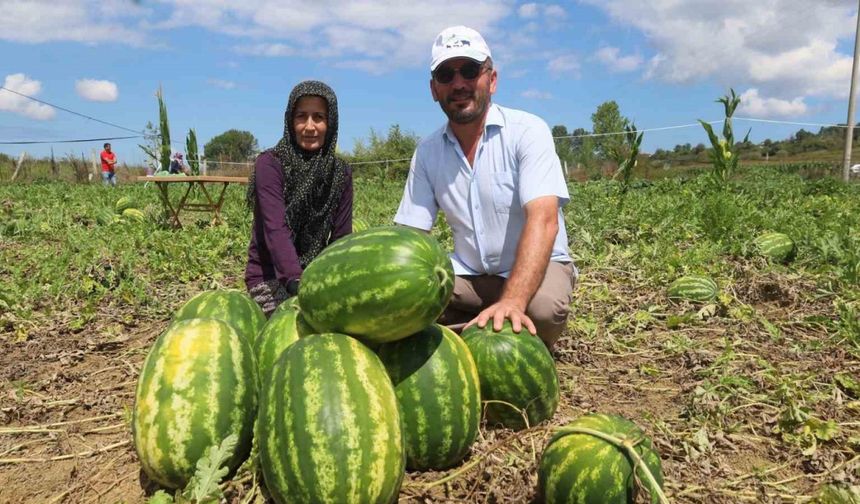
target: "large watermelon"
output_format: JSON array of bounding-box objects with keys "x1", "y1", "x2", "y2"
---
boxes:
[
  {"x1": 461, "y1": 321, "x2": 560, "y2": 431},
  {"x1": 121, "y1": 207, "x2": 146, "y2": 223},
  {"x1": 173, "y1": 289, "x2": 266, "y2": 345},
  {"x1": 260, "y1": 334, "x2": 405, "y2": 504},
  {"x1": 377, "y1": 324, "x2": 481, "y2": 470},
  {"x1": 133, "y1": 318, "x2": 257, "y2": 489},
  {"x1": 298, "y1": 226, "x2": 454, "y2": 344},
  {"x1": 754, "y1": 232, "x2": 796, "y2": 262},
  {"x1": 539, "y1": 414, "x2": 664, "y2": 504},
  {"x1": 667, "y1": 275, "x2": 718, "y2": 303},
  {"x1": 254, "y1": 302, "x2": 307, "y2": 386}
]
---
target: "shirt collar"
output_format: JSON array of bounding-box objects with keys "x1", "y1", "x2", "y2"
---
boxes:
[{"x1": 443, "y1": 103, "x2": 504, "y2": 144}]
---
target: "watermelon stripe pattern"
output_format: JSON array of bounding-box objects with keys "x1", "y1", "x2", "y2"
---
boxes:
[
  {"x1": 133, "y1": 318, "x2": 257, "y2": 489},
  {"x1": 462, "y1": 322, "x2": 560, "y2": 431},
  {"x1": 539, "y1": 414, "x2": 664, "y2": 504},
  {"x1": 260, "y1": 334, "x2": 404, "y2": 504},
  {"x1": 254, "y1": 303, "x2": 304, "y2": 387},
  {"x1": 299, "y1": 226, "x2": 454, "y2": 344},
  {"x1": 377, "y1": 324, "x2": 481, "y2": 470},
  {"x1": 754, "y1": 232, "x2": 795, "y2": 262},
  {"x1": 667, "y1": 275, "x2": 718, "y2": 303},
  {"x1": 173, "y1": 289, "x2": 266, "y2": 346}
]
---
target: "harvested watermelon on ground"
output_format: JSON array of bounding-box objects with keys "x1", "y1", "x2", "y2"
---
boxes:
[
  {"x1": 377, "y1": 324, "x2": 481, "y2": 470},
  {"x1": 259, "y1": 333, "x2": 404, "y2": 504},
  {"x1": 539, "y1": 413, "x2": 664, "y2": 504},
  {"x1": 461, "y1": 320, "x2": 560, "y2": 431},
  {"x1": 132, "y1": 318, "x2": 257, "y2": 489},
  {"x1": 298, "y1": 226, "x2": 454, "y2": 344},
  {"x1": 172, "y1": 289, "x2": 266, "y2": 345},
  {"x1": 754, "y1": 232, "x2": 796, "y2": 263},
  {"x1": 667, "y1": 275, "x2": 718, "y2": 303}
]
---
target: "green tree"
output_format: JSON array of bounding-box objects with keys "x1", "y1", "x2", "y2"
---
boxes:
[
  {"x1": 591, "y1": 101, "x2": 630, "y2": 161},
  {"x1": 204, "y1": 130, "x2": 259, "y2": 168},
  {"x1": 551, "y1": 125, "x2": 575, "y2": 167},
  {"x1": 186, "y1": 129, "x2": 200, "y2": 175},
  {"x1": 348, "y1": 124, "x2": 419, "y2": 183}
]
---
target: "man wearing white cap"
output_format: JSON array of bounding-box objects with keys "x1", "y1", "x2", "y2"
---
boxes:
[{"x1": 394, "y1": 25, "x2": 576, "y2": 348}]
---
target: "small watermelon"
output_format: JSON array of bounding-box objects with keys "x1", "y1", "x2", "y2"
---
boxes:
[
  {"x1": 539, "y1": 413, "x2": 664, "y2": 504},
  {"x1": 754, "y1": 232, "x2": 796, "y2": 262},
  {"x1": 461, "y1": 321, "x2": 559, "y2": 430},
  {"x1": 121, "y1": 208, "x2": 146, "y2": 223},
  {"x1": 173, "y1": 289, "x2": 266, "y2": 346},
  {"x1": 115, "y1": 196, "x2": 137, "y2": 213},
  {"x1": 667, "y1": 275, "x2": 718, "y2": 303}
]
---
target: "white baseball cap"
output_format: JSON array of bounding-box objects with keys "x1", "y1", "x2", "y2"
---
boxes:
[{"x1": 430, "y1": 25, "x2": 492, "y2": 71}]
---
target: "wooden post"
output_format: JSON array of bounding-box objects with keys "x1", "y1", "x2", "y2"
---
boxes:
[{"x1": 10, "y1": 151, "x2": 27, "y2": 181}]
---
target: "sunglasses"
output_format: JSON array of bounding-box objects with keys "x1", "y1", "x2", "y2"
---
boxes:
[{"x1": 432, "y1": 60, "x2": 487, "y2": 84}]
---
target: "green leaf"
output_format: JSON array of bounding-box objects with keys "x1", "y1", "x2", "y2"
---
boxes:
[
  {"x1": 813, "y1": 484, "x2": 860, "y2": 504},
  {"x1": 835, "y1": 374, "x2": 860, "y2": 398},
  {"x1": 179, "y1": 434, "x2": 238, "y2": 504},
  {"x1": 805, "y1": 417, "x2": 839, "y2": 441},
  {"x1": 147, "y1": 490, "x2": 175, "y2": 504}
]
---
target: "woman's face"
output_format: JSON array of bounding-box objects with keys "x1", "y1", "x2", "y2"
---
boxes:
[{"x1": 292, "y1": 96, "x2": 328, "y2": 152}]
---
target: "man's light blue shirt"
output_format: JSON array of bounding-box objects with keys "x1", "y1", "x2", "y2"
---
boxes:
[{"x1": 394, "y1": 103, "x2": 572, "y2": 278}]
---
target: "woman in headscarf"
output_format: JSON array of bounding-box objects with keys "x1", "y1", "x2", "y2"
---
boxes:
[{"x1": 246, "y1": 80, "x2": 353, "y2": 316}]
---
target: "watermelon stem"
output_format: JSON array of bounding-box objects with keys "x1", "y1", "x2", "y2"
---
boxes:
[
  {"x1": 553, "y1": 426, "x2": 670, "y2": 504},
  {"x1": 434, "y1": 265, "x2": 450, "y2": 289}
]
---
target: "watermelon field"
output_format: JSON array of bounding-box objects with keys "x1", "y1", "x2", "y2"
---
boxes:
[{"x1": 0, "y1": 163, "x2": 858, "y2": 503}]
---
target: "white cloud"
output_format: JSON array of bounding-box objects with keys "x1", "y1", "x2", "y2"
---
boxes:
[
  {"x1": 234, "y1": 43, "x2": 296, "y2": 57},
  {"x1": 544, "y1": 5, "x2": 566, "y2": 18},
  {"x1": 548, "y1": 54, "x2": 580, "y2": 75},
  {"x1": 0, "y1": 0, "x2": 148, "y2": 45},
  {"x1": 583, "y1": 0, "x2": 856, "y2": 102},
  {"x1": 0, "y1": 74, "x2": 55, "y2": 120},
  {"x1": 75, "y1": 79, "x2": 119, "y2": 102},
  {"x1": 207, "y1": 79, "x2": 237, "y2": 90},
  {"x1": 594, "y1": 46, "x2": 642, "y2": 73},
  {"x1": 737, "y1": 88, "x2": 808, "y2": 118},
  {"x1": 521, "y1": 89, "x2": 553, "y2": 100},
  {"x1": 518, "y1": 3, "x2": 539, "y2": 18}
]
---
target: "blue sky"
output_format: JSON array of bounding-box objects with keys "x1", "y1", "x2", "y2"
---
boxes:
[{"x1": 1, "y1": 0, "x2": 857, "y2": 165}]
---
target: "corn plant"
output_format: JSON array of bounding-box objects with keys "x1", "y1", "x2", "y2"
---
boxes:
[
  {"x1": 615, "y1": 123, "x2": 643, "y2": 200},
  {"x1": 186, "y1": 128, "x2": 200, "y2": 176},
  {"x1": 157, "y1": 86, "x2": 172, "y2": 173},
  {"x1": 699, "y1": 88, "x2": 749, "y2": 189}
]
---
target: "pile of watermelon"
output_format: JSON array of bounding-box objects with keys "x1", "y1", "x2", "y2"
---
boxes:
[
  {"x1": 132, "y1": 225, "x2": 665, "y2": 503},
  {"x1": 96, "y1": 196, "x2": 146, "y2": 226}
]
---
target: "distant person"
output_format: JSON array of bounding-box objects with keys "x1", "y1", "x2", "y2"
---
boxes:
[
  {"x1": 168, "y1": 153, "x2": 186, "y2": 174},
  {"x1": 245, "y1": 80, "x2": 353, "y2": 316},
  {"x1": 100, "y1": 142, "x2": 117, "y2": 186},
  {"x1": 394, "y1": 26, "x2": 575, "y2": 348}
]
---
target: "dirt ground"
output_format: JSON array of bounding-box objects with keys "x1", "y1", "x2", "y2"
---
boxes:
[{"x1": 0, "y1": 267, "x2": 858, "y2": 503}]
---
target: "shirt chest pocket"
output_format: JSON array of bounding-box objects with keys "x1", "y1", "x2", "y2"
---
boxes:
[{"x1": 491, "y1": 171, "x2": 516, "y2": 214}]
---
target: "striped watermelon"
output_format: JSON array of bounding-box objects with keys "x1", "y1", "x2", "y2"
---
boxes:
[
  {"x1": 254, "y1": 302, "x2": 308, "y2": 386},
  {"x1": 259, "y1": 334, "x2": 405, "y2": 504},
  {"x1": 121, "y1": 207, "x2": 146, "y2": 223},
  {"x1": 539, "y1": 414, "x2": 664, "y2": 504},
  {"x1": 754, "y1": 232, "x2": 796, "y2": 262},
  {"x1": 461, "y1": 321, "x2": 559, "y2": 431},
  {"x1": 173, "y1": 289, "x2": 266, "y2": 345},
  {"x1": 353, "y1": 217, "x2": 371, "y2": 233},
  {"x1": 667, "y1": 275, "x2": 718, "y2": 303},
  {"x1": 377, "y1": 324, "x2": 481, "y2": 470},
  {"x1": 96, "y1": 208, "x2": 118, "y2": 226},
  {"x1": 115, "y1": 196, "x2": 137, "y2": 213},
  {"x1": 133, "y1": 318, "x2": 257, "y2": 489},
  {"x1": 298, "y1": 226, "x2": 454, "y2": 344}
]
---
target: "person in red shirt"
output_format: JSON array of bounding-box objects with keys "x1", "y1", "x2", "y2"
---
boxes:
[{"x1": 100, "y1": 143, "x2": 117, "y2": 186}]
